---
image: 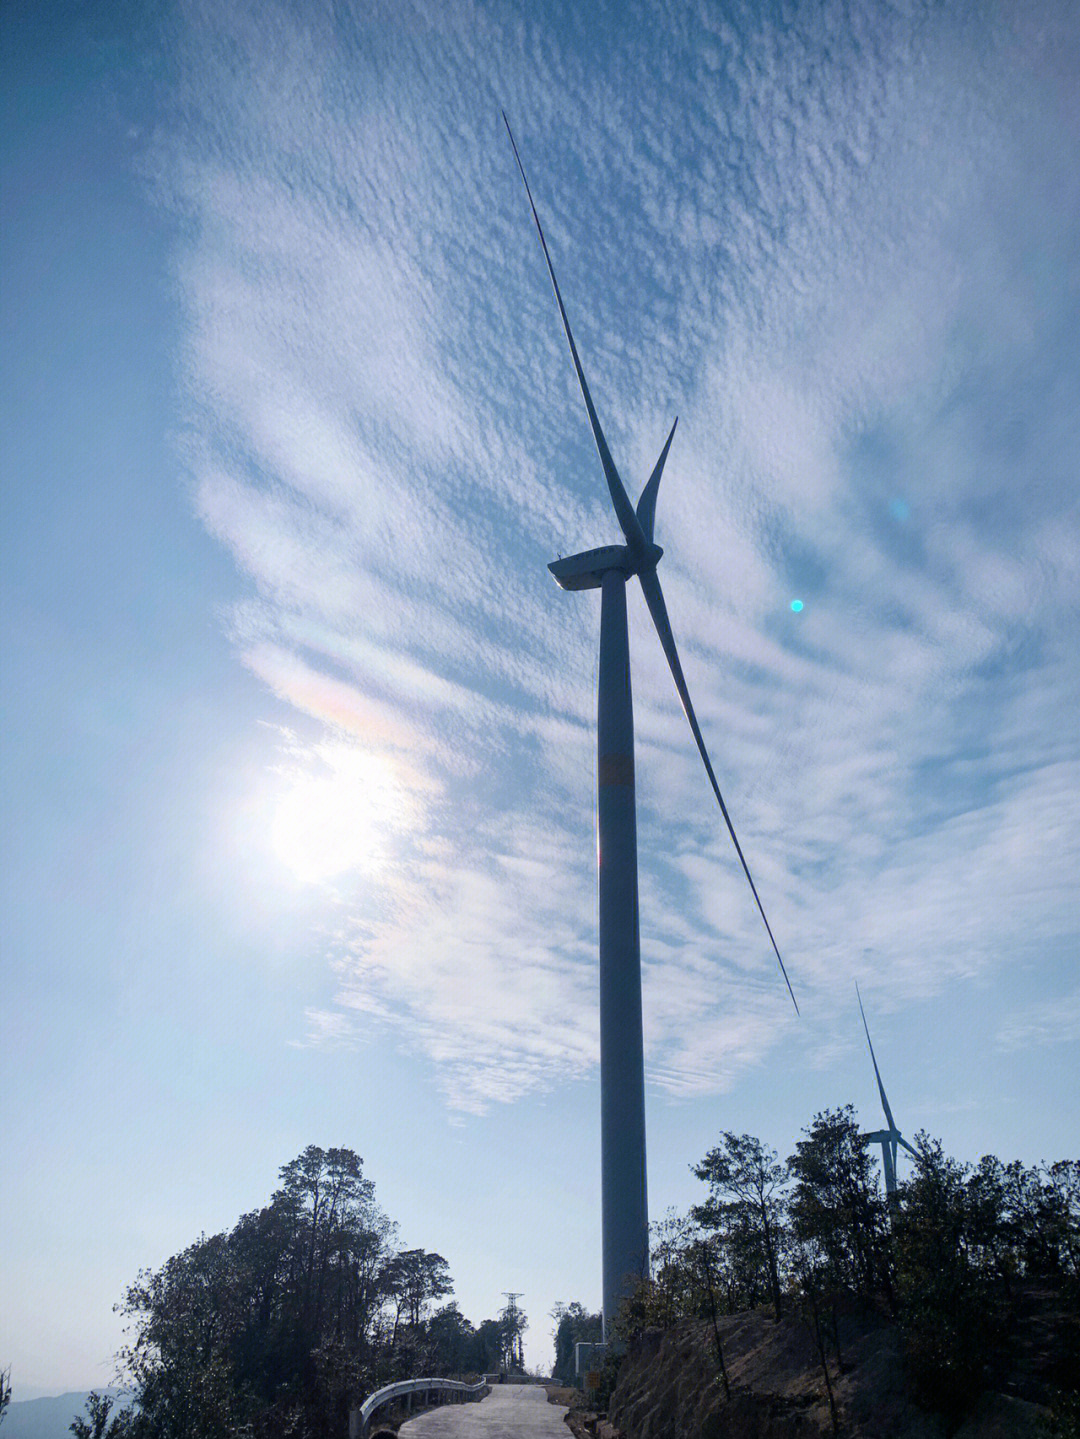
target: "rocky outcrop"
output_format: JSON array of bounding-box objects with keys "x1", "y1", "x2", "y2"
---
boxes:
[{"x1": 604, "y1": 1308, "x2": 1049, "y2": 1439}]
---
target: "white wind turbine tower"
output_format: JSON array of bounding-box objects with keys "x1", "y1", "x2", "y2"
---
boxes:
[
  {"x1": 504, "y1": 117, "x2": 798, "y2": 1343},
  {"x1": 857, "y1": 983, "x2": 916, "y2": 1197}
]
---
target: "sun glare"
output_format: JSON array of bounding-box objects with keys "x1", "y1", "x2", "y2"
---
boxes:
[{"x1": 269, "y1": 744, "x2": 402, "y2": 885}]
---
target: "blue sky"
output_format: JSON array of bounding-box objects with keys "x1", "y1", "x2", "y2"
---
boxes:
[{"x1": 3, "y1": 0, "x2": 1078, "y2": 1399}]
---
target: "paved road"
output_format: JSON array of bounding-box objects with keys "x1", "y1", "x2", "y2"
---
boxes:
[{"x1": 398, "y1": 1385, "x2": 569, "y2": 1436}]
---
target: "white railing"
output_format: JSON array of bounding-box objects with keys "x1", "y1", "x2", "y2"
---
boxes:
[{"x1": 348, "y1": 1377, "x2": 490, "y2": 1437}]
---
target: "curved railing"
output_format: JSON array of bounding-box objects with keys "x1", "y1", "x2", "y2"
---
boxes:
[{"x1": 348, "y1": 1376, "x2": 490, "y2": 1437}]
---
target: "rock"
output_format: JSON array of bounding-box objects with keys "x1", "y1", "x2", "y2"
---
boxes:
[{"x1": 605, "y1": 1305, "x2": 1056, "y2": 1439}]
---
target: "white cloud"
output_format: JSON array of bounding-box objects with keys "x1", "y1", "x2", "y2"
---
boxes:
[
  {"x1": 997, "y1": 991, "x2": 1080, "y2": 1053},
  {"x1": 160, "y1": 0, "x2": 1080, "y2": 1109}
]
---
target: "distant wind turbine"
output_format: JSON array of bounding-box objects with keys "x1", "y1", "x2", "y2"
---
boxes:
[
  {"x1": 504, "y1": 115, "x2": 797, "y2": 1343},
  {"x1": 857, "y1": 982, "x2": 916, "y2": 1197}
]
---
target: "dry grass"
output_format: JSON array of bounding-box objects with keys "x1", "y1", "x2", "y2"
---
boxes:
[{"x1": 544, "y1": 1385, "x2": 582, "y2": 1408}]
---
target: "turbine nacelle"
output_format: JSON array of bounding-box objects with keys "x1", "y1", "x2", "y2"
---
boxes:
[
  {"x1": 549, "y1": 420, "x2": 674, "y2": 591},
  {"x1": 862, "y1": 1127, "x2": 913, "y2": 1153},
  {"x1": 549, "y1": 542, "x2": 663, "y2": 591}
]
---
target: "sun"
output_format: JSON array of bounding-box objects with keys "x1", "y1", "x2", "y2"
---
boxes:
[{"x1": 269, "y1": 744, "x2": 402, "y2": 885}]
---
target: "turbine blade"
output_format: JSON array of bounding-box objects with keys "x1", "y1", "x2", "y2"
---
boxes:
[
  {"x1": 502, "y1": 114, "x2": 647, "y2": 555},
  {"x1": 898, "y1": 1136, "x2": 918, "y2": 1158},
  {"x1": 636, "y1": 418, "x2": 678, "y2": 544},
  {"x1": 856, "y1": 982, "x2": 898, "y2": 1132},
  {"x1": 637, "y1": 566, "x2": 798, "y2": 1013}
]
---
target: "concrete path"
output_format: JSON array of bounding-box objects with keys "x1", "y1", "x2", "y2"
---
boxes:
[{"x1": 398, "y1": 1385, "x2": 569, "y2": 1437}]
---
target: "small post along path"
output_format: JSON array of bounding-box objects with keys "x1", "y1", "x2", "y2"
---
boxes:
[{"x1": 397, "y1": 1384, "x2": 570, "y2": 1436}]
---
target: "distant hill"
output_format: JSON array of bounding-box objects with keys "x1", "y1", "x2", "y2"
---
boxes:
[{"x1": 4, "y1": 1390, "x2": 130, "y2": 1439}]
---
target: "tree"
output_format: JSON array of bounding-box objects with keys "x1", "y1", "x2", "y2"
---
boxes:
[
  {"x1": 892, "y1": 1134, "x2": 1003, "y2": 1426},
  {"x1": 685, "y1": 1234, "x2": 732, "y2": 1400},
  {"x1": 615, "y1": 1209, "x2": 740, "y2": 1361},
  {"x1": 70, "y1": 1393, "x2": 134, "y2": 1439},
  {"x1": 118, "y1": 1229, "x2": 246, "y2": 1439},
  {"x1": 693, "y1": 1131, "x2": 788, "y2": 1319},
  {"x1": 551, "y1": 1302, "x2": 601, "y2": 1385},
  {"x1": 381, "y1": 1250, "x2": 453, "y2": 1335},
  {"x1": 275, "y1": 1146, "x2": 382, "y2": 1345},
  {"x1": 473, "y1": 1318, "x2": 506, "y2": 1373},
  {"x1": 423, "y1": 1304, "x2": 476, "y2": 1374},
  {"x1": 787, "y1": 1106, "x2": 889, "y2": 1302},
  {"x1": 1043, "y1": 1160, "x2": 1080, "y2": 1278},
  {"x1": 791, "y1": 1254, "x2": 841, "y2": 1437},
  {"x1": 1013, "y1": 1160, "x2": 1080, "y2": 1278},
  {"x1": 963, "y1": 1155, "x2": 1017, "y2": 1299},
  {"x1": 0, "y1": 1367, "x2": 10, "y2": 1429},
  {"x1": 116, "y1": 1146, "x2": 397, "y2": 1439}
]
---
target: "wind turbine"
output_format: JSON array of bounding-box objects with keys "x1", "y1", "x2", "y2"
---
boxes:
[
  {"x1": 504, "y1": 117, "x2": 797, "y2": 1343},
  {"x1": 856, "y1": 983, "x2": 916, "y2": 1197}
]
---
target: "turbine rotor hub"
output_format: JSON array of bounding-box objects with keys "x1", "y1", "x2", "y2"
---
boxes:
[{"x1": 549, "y1": 543, "x2": 662, "y2": 591}]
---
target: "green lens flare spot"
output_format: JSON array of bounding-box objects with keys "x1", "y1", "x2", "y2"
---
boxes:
[{"x1": 790, "y1": 599, "x2": 804, "y2": 613}]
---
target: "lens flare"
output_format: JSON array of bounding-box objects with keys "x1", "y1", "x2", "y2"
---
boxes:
[{"x1": 790, "y1": 599, "x2": 804, "y2": 613}]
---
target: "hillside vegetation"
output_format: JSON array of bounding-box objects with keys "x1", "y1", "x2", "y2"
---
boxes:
[{"x1": 579, "y1": 1109, "x2": 1079, "y2": 1438}]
